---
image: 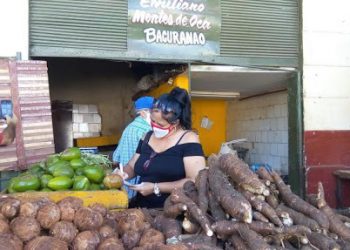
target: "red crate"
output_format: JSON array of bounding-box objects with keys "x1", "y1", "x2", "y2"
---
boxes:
[{"x1": 0, "y1": 59, "x2": 55, "y2": 171}]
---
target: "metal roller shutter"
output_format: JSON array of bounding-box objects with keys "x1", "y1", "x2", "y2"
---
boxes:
[
  {"x1": 220, "y1": 0, "x2": 299, "y2": 64},
  {"x1": 30, "y1": 0, "x2": 127, "y2": 55},
  {"x1": 30, "y1": 0, "x2": 300, "y2": 67}
]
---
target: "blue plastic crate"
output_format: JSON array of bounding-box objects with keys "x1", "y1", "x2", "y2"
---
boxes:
[
  {"x1": 79, "y1": 147, "x2": 99, "y2": 154},
  {"x1": 0, "y1": 100, "x2": 13, "y2": 119},
  {"x1": 250, "y1": 163, "x2": 272, "y2": 173}
]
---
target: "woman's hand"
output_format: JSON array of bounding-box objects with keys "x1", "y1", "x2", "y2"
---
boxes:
[
  {"x1": 112, "y1": 168, "x2": 129, "y2": 180},
  {"x1": 129, "y1": 182, "x2": 154, "y2": 196}
]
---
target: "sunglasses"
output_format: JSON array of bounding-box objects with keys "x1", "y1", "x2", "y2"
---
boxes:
[{"x1": 143, "y1": 151, "x2": 157, "y2": 171}]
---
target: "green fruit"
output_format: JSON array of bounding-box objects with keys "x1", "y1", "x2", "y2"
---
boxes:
[
  {"x1": 70, "y1": 158, "x2": 86, "y2": 170},
  {"x1": 75, "y1": 168, "x2": 85, "y2": 176},
  {"x1": 12, "y1": 175, "x2": 41, "y2": 192},
  {"x1": 83, "y1": 165, "x2": 105, "y2": 184},
  {"x1": 60, "y1": 147, "x2": 81, "y2": 161},
  {"x1": 46, "y1": 154, "x2": 60, "y2": 167},
  {"x1": 7, "y1": 178, "x2": 18, "y2": 193},
  {"x1": 47, "y1": 160, "x2": 70, "y2": 175},
  {"x1": 73, "y1": 176, "x2": 90, "y2": 191},
  {"x1": 40, "y1": 174, "x2": 53, "y2": 188},
  {"x1": 89, "y1": 183, "x2": 101, "y2": 190},
  {"x1": 29, "y1": 169, "x2": 45, "y2": 178},
  {"x1": 41, "y1": 188, "x2": 52, "y2": 192},
  {"x1": 53, "y1": 165, "x2": 74, "y2": 178},
  {"x1": 103, "y1": 174, "x2": 123, "y2": 189},
  {"x1": 48, "y1": 176, "x2": 73, "y2": 191},
  {"x1": 28, "y1": 164, "x2": 45, "y2": 177}
]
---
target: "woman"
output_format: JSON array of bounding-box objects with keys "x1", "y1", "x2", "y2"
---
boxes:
[{"x1": 119, "y1": 87, "x2": 206, "y2": 208}]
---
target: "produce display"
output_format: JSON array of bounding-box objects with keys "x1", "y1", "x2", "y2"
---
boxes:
[
  {"x1": 148, "y1": 153, "x2": 350, "y2": 249},
  {"x1": 5, "y1": 148, "x2": 123, "y2": 193},
  {"x1": 1, "y1": 152, "x2": 350, "y2": 249}
]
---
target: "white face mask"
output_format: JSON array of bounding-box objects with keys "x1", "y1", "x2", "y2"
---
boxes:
[
  {"x1": 144, "y1": 111, "x2": 151, "y2": 125},
  {"x1": 151, "y1": 122, "x2": 173, "y2": 138},
  {"x1": 152, "y1": 126, "x2": 170, "y2": 138}
]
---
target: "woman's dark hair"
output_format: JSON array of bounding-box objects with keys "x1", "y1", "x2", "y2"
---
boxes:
[{"x1": 153, "y1": 87, "x2": 192, "y2": 130}]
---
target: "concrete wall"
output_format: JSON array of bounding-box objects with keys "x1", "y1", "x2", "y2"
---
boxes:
[
  {"x1": 303, "y1": 0, "x2": 350, "y2": 207},
  {"x1": 47, "y1": 58, "x2": 137, "y2": 136},
  {"x1": 0, "y1": 0, "x2": 29, "y2": 60},
  {"x1": 227, "y1": 91, "x2": 288, "y2": 174},
  {"x1": 303, "y1": 0, "x2": 350, "y2": 131}
]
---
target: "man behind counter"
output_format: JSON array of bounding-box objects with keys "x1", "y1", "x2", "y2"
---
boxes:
[
  {"x1": 0, "y1": 116, "x2": 17, "y2": 146},
  {"x1": 112, "y1": 96, "x2": 154, "y2": 199}
]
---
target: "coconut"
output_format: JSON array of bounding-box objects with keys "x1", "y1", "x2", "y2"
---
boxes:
[
  {"x1": 1, "y1": 198, "x2": 20, "y2": 219},
  {"x1": 139, "y1": 228, "x2": 165, "y2": 247},
  {"x1": 99, "y1": 225, "x2": 116, "y2": 240},
  {"x1": 98, "y1": 237, "x2": 124, "y2": 250},
  {"x1": 60, "y1": 206, "x2": 75, "y2": 222},
  {"x1": 50, "y1": 221, "x2": 78, "y2": 244},
  {"x1": 103, "y1": 214, "x2": 118, "y2": 233},
  {"x1": 58, "y1": 196, "x2": 83, "y2": 211},
  {"x1": 20, "y1": 202, "x2": 39, "y2": 217},
  {"x1": 25, "y1": 236, "x2": 68, "y2": 250},
  {"x1": 58, "y1": 197, "x2": 83, "y2": 222},
  {"x1": 74, "y1": 207, "x2": 103, "y2": 231},
  {"x1": 0, "y1": 219, "x2": 10, "y2": 234},
  {"x1": 0, "y1": 213, "x2": 7, "y2": 222},
  {"x1": 10, "y1": 217, "x2": 41, "y2": 242},
  {"x1": 134, "y1": 243, "x2": 188, "y2": 250},
  {"x1": 89, "y1": 203, "x2": 107, "y2": 217},
  {"x1": 117, "y1": 210, "x2": 146, "y2": 235},
  {"x1": 121, "y1": 230, "x2": 141, "y2": 250},
  {"x1": 36, "y1": 203, "x2": 61, "y2": 229},
  {"x1": 35, "y1": 198, "x2": 53, "y2": 208},
  {"x1": 73, "y1": 231, "x2": 100, "y2": 250},
  {"x1": 0, "y1": 233, "x2": 23, "y2": 250}
]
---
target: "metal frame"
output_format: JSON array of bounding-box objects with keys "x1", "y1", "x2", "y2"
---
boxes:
[
  {"x1": 30, "y1": 46, "x2": 299, "y2": 68},
  {"x1": 288, "y1": 0, "x2": 304, "y2": 196}
]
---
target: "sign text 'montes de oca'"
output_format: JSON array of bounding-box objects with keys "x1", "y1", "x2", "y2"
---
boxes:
[{"x1": 128, "y1": 0, "x2": 221, "y2": 57}]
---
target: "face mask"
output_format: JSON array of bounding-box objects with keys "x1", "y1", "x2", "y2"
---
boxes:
[
  {"x1": 151, "y1": 122, "x2": 173, "y2": 138},
  {"x1": 144, "y1": 111, "x2": 151, "y2": 125}
]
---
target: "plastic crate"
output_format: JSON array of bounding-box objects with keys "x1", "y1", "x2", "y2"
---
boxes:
[
  {"x1": 79, "y1": 147, "x2": 99, "y2": 154},
  {"x1": 232, "y1": 146, "x2": 249, "y2": 161}
]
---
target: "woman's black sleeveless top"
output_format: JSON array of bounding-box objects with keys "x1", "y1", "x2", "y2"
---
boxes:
[{"x1": 133, "y1": 131, "x2": 204, "y2": 208}]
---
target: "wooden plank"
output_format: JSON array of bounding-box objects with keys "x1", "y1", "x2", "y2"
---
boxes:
[
  {"x1": 20, "y1": 97, "x2": 51, "y2": 104},
  {"x1": 24, "y1": 141, "x2": 54, "y2": 149},
  {"x1": 22, "y1": 121, "x2": 53, "y2": 128},
  {"x1": 0, "y1": 162, "x2": 18, "y2": 171},
  {"x1": 0, "y1": 144, "x2": 17, "y2": 153},
  {"x1": 75, "y1": 135, "x2": 120, "y2": 147},
  {"x1": 21, "y1": 111, "x2": 52, "y2": 118},
  {"x1": 23, "y1": 128, "x2": 53, "y2": 135},
  {"x1": 24, "y1": 146, "x2": 55, "y2": 158},
  {"x1": 0, "y1": 60, "x2": 55, "y2": 171},
  {"x1": 7, "y1": 190, "x2": 128, "y2": 210},
  {"x1": 9, "y1": 60, "x2": 26, "y2": 170},
  {"x1": 24, "y1": 134, "x2": 54, "y2": 142}
]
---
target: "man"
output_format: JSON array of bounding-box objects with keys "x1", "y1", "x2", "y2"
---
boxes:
[
  {"x1": 113, "y1": 96, "x2": 154, "y2": 199},
  {"x1": 0, "y1": 115, "x2": 17, "y2": 146}
]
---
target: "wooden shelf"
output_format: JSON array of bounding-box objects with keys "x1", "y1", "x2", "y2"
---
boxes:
[{"x1": 75, "y1": 135, "x2": 120, "y2": 147}]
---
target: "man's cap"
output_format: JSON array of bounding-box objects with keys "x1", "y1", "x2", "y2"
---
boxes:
[{"x1": 134, "y1": 96, "x2": 154, "y2": 110}]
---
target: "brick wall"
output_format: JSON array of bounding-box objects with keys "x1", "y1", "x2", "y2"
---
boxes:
[{"x1": 227, "y1": 91, "x2": 288, "y2": 174}]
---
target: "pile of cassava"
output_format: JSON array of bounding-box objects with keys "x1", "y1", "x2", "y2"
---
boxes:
[{"x1": 1, "y1": 153, "x2": 350, "y2": 250}]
